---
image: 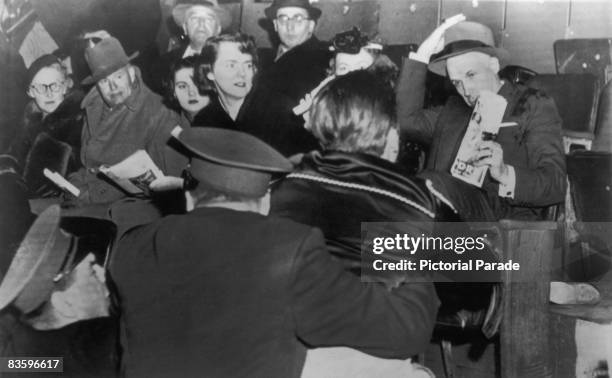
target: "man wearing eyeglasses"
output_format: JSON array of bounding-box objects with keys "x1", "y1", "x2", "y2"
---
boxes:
[
  {"x1": 149, "y1": 0, "x2": 231, "y2": 95},
  {"x1": 258, "y1": 0, "x2": 331, "y2": 106}
]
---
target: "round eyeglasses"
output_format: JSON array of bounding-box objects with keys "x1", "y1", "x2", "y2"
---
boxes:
[
  {"x1": 29, "y1": 81, "x2": 65, "y2": 95},
  {"x1": 276, "y1": 14, "x2": 310, "y2": 26}
]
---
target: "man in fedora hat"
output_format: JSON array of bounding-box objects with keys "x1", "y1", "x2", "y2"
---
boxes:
[
  {"x1": 397, "y1": 16, "x2": 566, "y2": 220},
  {"x1": 68, "y1": 36, "x2": 182, "y2": 206},
  {"x1": 0, "y1": 205, "x2": 118, "y2": 377},
  {"x1": 109, "y1": 128, "x2": 439, "y2": 378},
  {"x1": 258, "y1": 0, "x2": 331, "y2": 106},
  {"x1": 150, "y1": 0, "x2": 231, "y2": 95}
]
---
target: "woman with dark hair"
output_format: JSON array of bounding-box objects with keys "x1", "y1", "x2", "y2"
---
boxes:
[
  {"x1": 192, "y1": 33, "x2": 319, "y2": 157},
  {"x1": 164, "y1": 56, "x2": 213, "y2": 126},
  {"x1": 1, "y1": 54, "x2": 84, "y2": 197}
]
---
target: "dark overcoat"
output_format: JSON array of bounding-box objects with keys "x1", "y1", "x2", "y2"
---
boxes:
[
  {"x1": 109, "y1": 207, "x2": 439, "y2": 378},
  {"x1": 193, "y1": 85, "x2": 319, "y2": 157},
  {"x1": 258, "y1": 37, "x2": 331, "y2": 105}
]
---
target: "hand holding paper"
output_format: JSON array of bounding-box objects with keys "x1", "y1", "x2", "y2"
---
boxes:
[{"x1": 99, "y1": 150, "x2": 164, "y2": 196}]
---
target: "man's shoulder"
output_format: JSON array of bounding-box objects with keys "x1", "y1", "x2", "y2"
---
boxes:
[
  {"x1": 81, "y1": 86, "x2": 102, "y2": 110},
  {"x1": 506, "y1": 83, "x2": 561, "y2": 120},
  {"x1": 275, "y1": 38, "x2": 331, "y2": 65}
]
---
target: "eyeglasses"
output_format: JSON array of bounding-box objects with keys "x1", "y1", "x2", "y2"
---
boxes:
[
  {"x1": 29, "y1": 81, "x2": 65, "y2": 95},
  {"x1": 181, "y1": 169, "x2": 199, "y2": 190},
  {"x1": 276, "y1": 14, "x2": 310, "y2": 26},
  {"x1": 187, "y1": 14, "x2": 218, "y2": 27}
]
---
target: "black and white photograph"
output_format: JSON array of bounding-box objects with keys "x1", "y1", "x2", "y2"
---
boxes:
[{"x1": 0, "y1": 0, "x2": 611, "y2": 377}]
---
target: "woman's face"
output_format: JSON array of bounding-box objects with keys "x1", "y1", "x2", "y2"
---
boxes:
[
  {"x1": 174, "y1": 67, "x2": 210, "y2": 116},
  {"x1": 207, "y1": 42, "x2": 255, "y2": 101},
  {"x1": 334, "y1": 48, "x2": 375, "y2": 76},
  {"x1": 28, "y1": 65, "x2": 67, "y2": 115}
]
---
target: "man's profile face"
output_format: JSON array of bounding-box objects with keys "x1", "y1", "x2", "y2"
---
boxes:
[
  {"x1": 446, "y1": 51, "x2": 501, "y2": 107},
  {"x1": 273, "y1": 7, "x2": 315, "y2": 50},
  {"x1": 97, "y1": 66, "x2": 134, "y2": 107},
  {"x1": 183, "y1": 6, "x2": 220, "y2": 49}
]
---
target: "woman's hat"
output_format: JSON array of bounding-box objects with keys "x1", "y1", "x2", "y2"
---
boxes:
[
  {"x1": 26, "y1": 54, "x2": 62, "y2": 87},
  {"x1": 428, "y1": 21, "x2": 509, "y2": 76}
]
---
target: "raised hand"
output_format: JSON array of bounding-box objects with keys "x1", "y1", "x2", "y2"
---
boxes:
[{"x1": 414, "y1": 14, "x2": 466, "y2": 62}]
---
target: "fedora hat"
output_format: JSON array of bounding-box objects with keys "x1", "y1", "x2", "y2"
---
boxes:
[
  {"x1": 81, "y1": 37, "x2": 139, "y2": 85},
  {"x1": 265, "y1": 0, "x2": 322, "y2": 21},
  {"x1": 0, "y1": 205, "x2": 117, "y2": 314},
  {"x1": 428, "y1": 21, "x2": 509, "y2": 76},
  {"x1": 178, "y1": 128, "x2": 293, "y2": 198},
  {"x1": 172, "y1": 0, "x2": 232, "y2": 31}
]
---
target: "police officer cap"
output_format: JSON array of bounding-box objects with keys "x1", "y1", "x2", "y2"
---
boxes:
[{"x1": 178, "y1": 128, "x2": 293, "y2": 198}]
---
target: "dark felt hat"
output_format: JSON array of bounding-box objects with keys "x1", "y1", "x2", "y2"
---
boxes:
[
  {"x1": 428, "y1": 21, "x2": 509, "y2": 76},
  {"x1": 172, "y1": 0, "x2": 232, "y2": 30},
  {"x1": 0, "y1": 205, "x2": 117, "y2": 314},
  {"x1": 265, "y1": 0, "x2": 322, "y2": 21},
  {"x1": 82, "y1": 37, "x2": 139, "y2": 85},
  {"x1": 177, "y1": 128, "x2": 293, "y2": 198},
  {"x1": 26, "y1": 54, "x2": 62, "y2": 87}
]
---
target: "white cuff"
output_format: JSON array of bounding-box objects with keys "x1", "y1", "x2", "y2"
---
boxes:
[
  {"x1": 498, "y1": 165, "x2": 516, "y2": 199},
  {"x1": 408, "y1": 52, "x2": 430, "y2": 64}
]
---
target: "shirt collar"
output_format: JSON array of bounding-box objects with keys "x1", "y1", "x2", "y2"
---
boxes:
[{"x1": 183, "y1": 45, "x2": 200, "y2": 58}]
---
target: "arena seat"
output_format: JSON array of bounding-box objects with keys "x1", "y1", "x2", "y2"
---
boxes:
[
  {"x1": 554, "y1": 38, "x2": 612, "y2": 86},
  {"x1": 528, "y1": 73, "x2": 600, "y2": 152},
  {"x1": 430, "y1": 221, "x2": 557, "y2": 378},
  {"x1": 593, "y1": 80, "x2": 612, "y2": 153}
]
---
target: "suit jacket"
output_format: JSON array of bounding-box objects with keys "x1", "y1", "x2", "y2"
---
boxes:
[
  {"x1": 258, "y1": 37, "x2": 331, "y2": 105},
  {"x1": 110, "y1": 207, "x2": 439, "y2": 378},
  {"x1": 397, "y1": 59, "x2": 566, "y2": 219}
]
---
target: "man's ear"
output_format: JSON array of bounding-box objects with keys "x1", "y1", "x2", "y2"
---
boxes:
[
  {"x1": 128, "y1": 65, "x2": 136, "y2": 82},
  {"x1": 26, "y1": 88, "x2": 35, "y2": 99},
  {"x1": 50, "y1": 291, "x2": 77, "y2": 319},
  {"x1": 307, "y1": 20, "x2": 316, "y2": 34},
  {"x1": 206, "y1": 71, "x2": 215, "y2": 82},
  {"x1": 273, "y1": 20, "x2": 279, "y2": 33},
  {"x1": 489, "y1": 56, "x2": 500, "y2": 74},
  {"x1": 381, "y1": 128, "x2": 400, "y2": 163},
  {"x1": 258, "y1": 191, "x2": 271, "y2": 216},
  {"x1": 182, "y1": 23, "x2": 188, "y2": 36},
  {"x1": 185, "y1": 190, "x2": 196, "y2": 212}
]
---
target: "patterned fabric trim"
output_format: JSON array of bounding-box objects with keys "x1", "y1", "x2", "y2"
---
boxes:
[{"x1": 285, "y1": 172, "x2": 436, "y2": 218}]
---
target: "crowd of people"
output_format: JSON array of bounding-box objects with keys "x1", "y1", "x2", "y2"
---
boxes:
[{"x1": 0, "y1": 0, "x2": 568, "y2": 377}]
